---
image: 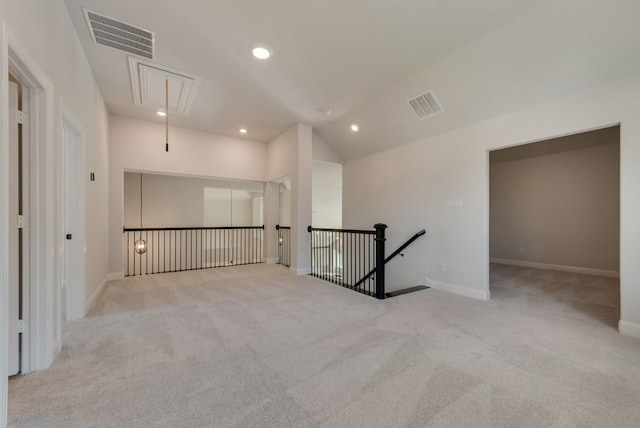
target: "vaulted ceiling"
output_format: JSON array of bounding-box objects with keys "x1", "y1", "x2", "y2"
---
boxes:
[{"x1": 64, "y1": 0, "x2": 640, "y2": 160}]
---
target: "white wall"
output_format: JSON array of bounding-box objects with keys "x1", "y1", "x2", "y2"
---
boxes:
[
  {"x1": 313, "y1": 132, "x2": 343, "y2": 164},
  {"x1": 343, "y1": 75, "x2": 640, "y2": 338},
  {"x1": 109, "y1": 115, "x2": 267, "y2": 274},
  {"x1": 267, "y1": 124, "x2": 313, "y2": 274},
  {"x1": 490, "y1": 132, "x2": 619, "y2": 273},
  {"x1": 268, "y1": 126, "x2": 298, "y2": 182},
  {"x1": 312, "y1": 160, "x2": 342, "y2": 228},
  {"x1": 1, "y1": 1, "x2": 110, "y2": 421}
]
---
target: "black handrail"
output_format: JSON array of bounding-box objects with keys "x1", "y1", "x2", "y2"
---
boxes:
[
  {"x1": 307, "y1": 225, "x2": 375, "y2": 235},
  {"x1": 124, "y1": 225, "x2": 265, "y2": 232},
  {"x1": 353, "y1": 229, "x2": 426, "y2": 289},
  {"x1": 384, "y1": 229, "x2": 426, "y2": 263}
]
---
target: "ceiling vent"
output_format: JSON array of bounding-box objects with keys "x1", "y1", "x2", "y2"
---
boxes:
[
  {"x1": 128, "y1": 57, "x2": 201, "y2": 116},
  {"x1": 84, "y1": 9, "x2": 154, "y2": 59},
  {"x1": 407, "y1": 91, "x2": 443, "y2": 120}
]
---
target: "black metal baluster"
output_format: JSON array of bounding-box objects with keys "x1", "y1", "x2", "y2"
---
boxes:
[{"x1": 125, "y1": 232, "x2": 131, "y2": 276}]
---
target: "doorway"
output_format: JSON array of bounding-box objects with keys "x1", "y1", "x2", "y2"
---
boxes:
[
  {"x1": 2, "y1": 26, "x2": 59, "y2": 426},
  {"x1": 489, "y1": 126, "x2": 621, "y2": 327}
]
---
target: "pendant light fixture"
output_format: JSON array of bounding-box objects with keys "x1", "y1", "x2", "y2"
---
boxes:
[{"x1": 134, "y1": 172, "x2": 147, "y2": 255}]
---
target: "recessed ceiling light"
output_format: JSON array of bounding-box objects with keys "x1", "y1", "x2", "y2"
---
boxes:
[
  {"x1": 251, "y1": 46, "x2": 271, "y2": 60},
  {"x1": 157, "y1": 111, "x2": 167, "y2": 117},
  {"x1": 351, "y1": 124, "x2": 359, "y2": 132},
  {"x1": 239, "y1": 128, "x2": 248, "y2": 134}
]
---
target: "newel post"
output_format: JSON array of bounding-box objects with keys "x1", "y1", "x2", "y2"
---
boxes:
[{"x1": 374, "y1": 223, "x2": 387, "y2": 299}]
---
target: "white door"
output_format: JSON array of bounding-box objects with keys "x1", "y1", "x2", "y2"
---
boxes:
[
  {"x1": 62, "y1": 118, "x2": 85, "y2": 321},
  {"x1": 8, "y1": 81, "x2": 20, "y2": 376}
]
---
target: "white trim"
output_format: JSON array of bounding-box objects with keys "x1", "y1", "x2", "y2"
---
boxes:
[
  {"x1": 483, "y1": 149, "x2": 491, "y2": 304},
  {"x1": 84, "y1": 272, "x2": 120, "y2": 315},
  {"x1": 428, "y1": 279, "x2": 490, "y2": 301},
  {"x1": 490, "y1": 258, "x2": 620, "y2": 278},
  {"x1": 618, "y1": 320, "x2": 640, "y2": 339},
  {"x1": 106, "y1": 271, "x2": 125, "y2": 281},
  {"x1": 291, "y1": 266, "x2": 311, "y2": 275},
  {"x1": 1, "y1": 19, "x2": 10, "y2": 428}
]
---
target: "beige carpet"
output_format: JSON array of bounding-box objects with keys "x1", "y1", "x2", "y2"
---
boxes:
[{"x1": 8, "y1": 263, "x2": 640, "y2": 427}]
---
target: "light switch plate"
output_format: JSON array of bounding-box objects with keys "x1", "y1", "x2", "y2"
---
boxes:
[{"x1": 446, "y1": 199, "x2": 463, "y2": 208}]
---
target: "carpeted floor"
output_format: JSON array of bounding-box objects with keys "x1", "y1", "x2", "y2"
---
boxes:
[{"x1": 8, "y1": 263, "x2": 640, "y2": 427}]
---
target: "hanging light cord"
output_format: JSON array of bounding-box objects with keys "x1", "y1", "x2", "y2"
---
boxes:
[{"x1": 165, "y1": 78, "x2": 169, "y2": 152}]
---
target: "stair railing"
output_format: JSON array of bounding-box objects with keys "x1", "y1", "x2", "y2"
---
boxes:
[
  {"x1": 353, "y1": 229, "x2": 426, "y2": 290},
  {"x1": 309, "y1": 224, "x2": 426, "y2": 299}
]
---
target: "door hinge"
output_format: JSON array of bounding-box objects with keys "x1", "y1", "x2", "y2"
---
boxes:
[
  {"x1": 17, "y1": 214, "x2": 27, "y2": 229},
  {"x1": 18, "y1": 319, "x2": 26, "y2": 334},
  {"x1": 16, "y1": 110, "x2": 27, "y2": 125}
]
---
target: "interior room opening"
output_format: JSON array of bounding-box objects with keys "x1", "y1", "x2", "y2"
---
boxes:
[{"x1": 489, "y1": 126, "x2": 621, "y2": 328}]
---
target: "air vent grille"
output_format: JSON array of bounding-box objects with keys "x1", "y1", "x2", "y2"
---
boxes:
[
  {"x1": 407, "y1": 91, "x2": 443, "y2": 120},
  {"x1": 84, "y1": 9, "x2": 154, "y2": 59}
]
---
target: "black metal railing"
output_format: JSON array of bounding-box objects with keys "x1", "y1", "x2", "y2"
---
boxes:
[
  {"x1": 276, "y1": 225, "x2": 291, "y2": 267},
  {"x1": 123, "y1": 226, "x2": 264, "y2": 277},
  {"x1": 308, "y1": 224, "x2": 387, "y2": 298},
  {"x1": 353, "y1": 229, "x2": 426, "y2": 289}
]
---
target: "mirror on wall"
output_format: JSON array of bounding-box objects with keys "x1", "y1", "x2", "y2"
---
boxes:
[{"x1": 124, "y1": 172, "x2": 264, "y2": 228}]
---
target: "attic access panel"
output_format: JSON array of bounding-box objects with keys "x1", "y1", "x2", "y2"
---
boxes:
[{"x1": 128, "y1": 57, "x2": 201, "y2": 116}]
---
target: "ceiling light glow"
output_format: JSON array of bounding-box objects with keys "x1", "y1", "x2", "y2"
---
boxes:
[
  {"x1": 157, "y1": 111, "x2": 167, "y2": 117},
  {"x1": 252, "y1": 46, "x2": 271, "y2": 60},
  {"x1": 239, "y1": 128, "x2": 248, "y2": 134},
  {"x1": 351, "y1": 124, "x2": 359, "y2": 132}
]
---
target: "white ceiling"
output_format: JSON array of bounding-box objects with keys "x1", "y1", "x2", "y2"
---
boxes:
[{"x1": 64, "y1": 0, "x2": 640, "y2": 160}]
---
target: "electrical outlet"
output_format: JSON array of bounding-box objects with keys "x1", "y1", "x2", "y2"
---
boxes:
[{"x1": 440, "y1": 262, "x2": 447, "y2": 272}]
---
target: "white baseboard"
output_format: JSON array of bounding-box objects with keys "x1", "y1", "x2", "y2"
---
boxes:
[
  {"x1": 619, "y1": 320, "x2": 640, "y2": 339},
  {"x1": 490, "y1": 258, "x2": 619, "y2": 278},
  {"x1": 85, "y1": 271, "x2": 122, "y2": 315},
  {"x1": 291, "y1": 266, "x2": 311, "y2": 276},
  {"x1": 106, "y1": 271, "x2": 124, "y2": 281},
  {"x1": 428, "y1": 279, "x2": 490, "y2": 301}
]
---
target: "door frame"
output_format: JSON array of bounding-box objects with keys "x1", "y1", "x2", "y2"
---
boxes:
[
  {"x1": 1, "y1": 20, "x2": 57, "y2": 426},
  {"x1": 7, "y1": 76, "x2": 31, "y2": 378}
]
